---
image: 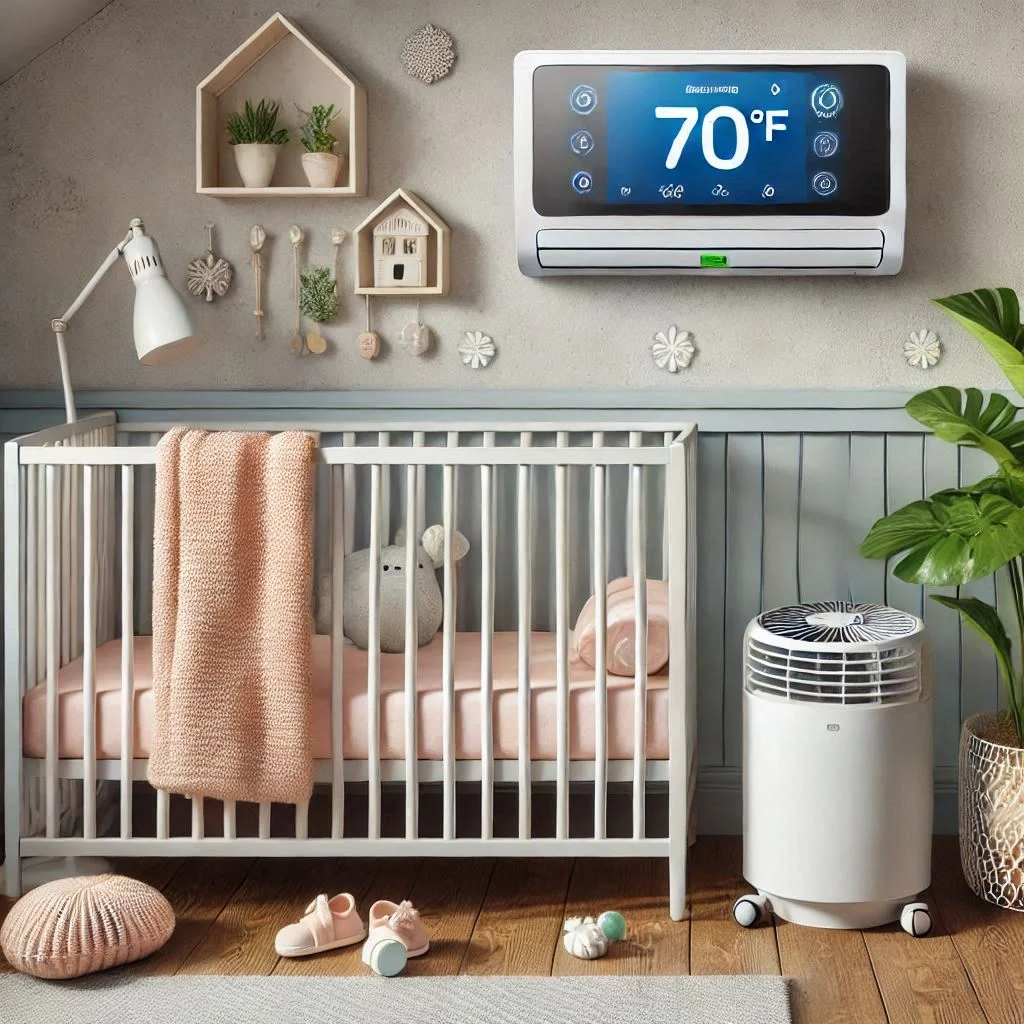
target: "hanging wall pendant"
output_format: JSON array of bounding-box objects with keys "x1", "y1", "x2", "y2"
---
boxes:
[
  {"x1": 249, "y1": 224, "x2": 266, "y2": 339},
  {"x1": 459, "y1": 330, "x2": 495, "y2": 369},
  {"x1": 357, "y1": 295, "x2": 380, "y2": 359},
  {"x1": 652, "y1": 326, "x2": 696, "y2": 372},
  {"x1": 331, "y1": 227, "x2": 346, "y2": 310},
  {"x1": 186, "y1": 222, "x2": 233, "y2": 302},
  {"x1": 400, "y1": 304, "x2": 432, "y2": 356},
  {"x1": 401, "y1": 24, "x2": 456, "y2": 84},
  {"x1": 299, "y1": 265, "x2": 338, "y2": 356},
  {"x1": 903, "y1": 328, "x2": 941, "y2": 369},
  {"x1": 288, "y1": 225, "x2": 305, "y2": 354}
]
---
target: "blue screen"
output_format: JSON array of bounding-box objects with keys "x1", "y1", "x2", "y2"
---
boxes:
[{"x1": 605, "y1": 70, "x2": 823, "y2": 205}]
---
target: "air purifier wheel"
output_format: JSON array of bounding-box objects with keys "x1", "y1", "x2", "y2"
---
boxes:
[
  {"x1": 899, "y1": 902, "x2": 931, "y2": 938},
  {"x1": 732, "y1": 893, "x2": 770, "y2": 928}
]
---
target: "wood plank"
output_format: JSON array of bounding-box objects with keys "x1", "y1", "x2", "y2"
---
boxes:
[
  {"x1": 863, "y1": 907, "x2": 986, "y2": 1024},
  {"x1": 885, "y1": 434, "x2": 926, "y2": 617},
  {"x1": 797, "y1": 433, "x2": 850, "y2": 603},
  {"x1": 552, "y1": 857, "x2": 688, "y2": 976},
  {"x1": 696, "y1": 433, "x2": 727, "y2": 768},
  {"x1": 930, "y1": 835, "x2": 1024, "y2": 1024},
  {"x1": 776, "y1": 919, "x2": 886, "y2": 1024},
  {"x1": 177, "y1": 857, "x2": 342, "y2": 975},
  {"x1": 134, "y1": 858, "x2": 255, "y2": 977},
  {"x1": 846, "y1": 434, "x2": 887, "y2": 605},
  {"x1": 109, "y1": 857, "x2": 183, "y2": 892},
  {"x1": 689, "y1": 836, "x2": 780, "y2": 975},
  {"x1": 273, "y1": 857, "x2": 421, "y2": 977},
  {"x1": 761, "y1": 434, "x2": 801, "y2": 611},
  {"x1": 460, "y1": 858, "x2": 573, "y2": 975}
]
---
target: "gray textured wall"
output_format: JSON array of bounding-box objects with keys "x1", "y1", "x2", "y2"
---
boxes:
[{"x1": 1, "y1": 0, "x2": 1020, "y2": 392}]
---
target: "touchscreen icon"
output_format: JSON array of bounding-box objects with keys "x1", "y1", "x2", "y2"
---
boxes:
[
  {"x1": 569, "y1": 130, "x2": 594, "y2": 156},
  {"x1": 810, "y1": 83, "x2": 843, "y2": 119},
  {"x1": 711, "y1": 184, "x2": 730, "y2": 197},
  {"x1": 813, "y1": 131, "x2": 840, "y2": 158},
  {"x1": 570, "y1": 85, "x2": 598, "y2": 115},
  {"x1": 811, "y1": 171, "x2": 838, "y2": 197},
  {"x1": 761, "y1": 184, "x2": 776, "y2": 198},
  {"x1": 572, "y1": 171, "x2": 594, "y2": 195}
]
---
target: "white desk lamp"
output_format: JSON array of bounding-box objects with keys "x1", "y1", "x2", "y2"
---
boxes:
[{"x1": 52, "y1": 218, "x2": 198, "y2": 423}]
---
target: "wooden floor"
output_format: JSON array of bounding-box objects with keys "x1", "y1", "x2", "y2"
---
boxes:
[{"x1": 3, "y1": 837, "x2": 1023, "y2": 1023}]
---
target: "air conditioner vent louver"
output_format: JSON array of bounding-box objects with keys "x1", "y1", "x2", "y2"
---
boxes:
[{"x1": 746, "y1": 602, "x2": 924, "y2": 706}]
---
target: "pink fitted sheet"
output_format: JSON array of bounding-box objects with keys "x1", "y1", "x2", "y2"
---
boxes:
[{"x1": 22, "y1": 633, "x2": 670, "y2": 762}]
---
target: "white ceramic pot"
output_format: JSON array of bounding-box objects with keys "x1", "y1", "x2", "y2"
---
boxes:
[
  {"x1": 301, "y1": 151, "x2": 344, "y2": 189},
  {"x1": 959, "y1": 711, "x2": 1024, "y2": 910},
  {"x1": 232, "y1": 143, "x2": 279, "y2": 189}
]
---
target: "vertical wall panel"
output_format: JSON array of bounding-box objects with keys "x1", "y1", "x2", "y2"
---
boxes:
[
  {"x1": 696, "y1": 433, "x2": 726, "y2": 768},
  {"x1": 884, "y1": 435, "x2": 926, "y2": 618},
  {"x1": 760, "y1": 434, "x2": 801, "y2": 610},
  {"x1": 846, "y1": 434, "x2": 887, "y2": 606},
  {"x1": 797, "y1": 434, "x2": 850, "y2": 603},
  {"x1": 722, "y1": 434, "x2": 763, "y2": 767},
  {"x1": 923, "y1": 434, "x2": 962, "y2": 767},
  {"x1": 959, "y1": 447, "x2": 999, "y2": 722}
]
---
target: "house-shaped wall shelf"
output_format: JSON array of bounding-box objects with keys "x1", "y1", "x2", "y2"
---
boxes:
[
  {"x1": 353, "y1": 188, "x2": 451, "y2": 296},
  {"x1": 196, "y1": 12, "x2": 367, "y2": 196}
]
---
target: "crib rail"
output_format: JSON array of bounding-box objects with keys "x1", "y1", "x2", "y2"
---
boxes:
[{"x1": 5, "y1": 415, "x2": 696, "y2": 920}]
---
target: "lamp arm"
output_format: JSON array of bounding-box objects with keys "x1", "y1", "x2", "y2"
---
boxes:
[{"x1": 52, "y1": 227, "x2": 135, "y2": 424}]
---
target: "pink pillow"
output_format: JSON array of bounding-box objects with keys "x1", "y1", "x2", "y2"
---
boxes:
[{"x1": 574, "y1": 577, "x2": 670, "y2": 677}]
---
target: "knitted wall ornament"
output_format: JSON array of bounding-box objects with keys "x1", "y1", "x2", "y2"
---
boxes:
[
  {"x1": 186, "y1": 223, "x2": 232, "y2": 302},
  {"x1": 299, "y1": 266, "x2": 338, "y2": 355},
  {"x1": 401, "y1": 24, "x2": 457, "y2": 84}
]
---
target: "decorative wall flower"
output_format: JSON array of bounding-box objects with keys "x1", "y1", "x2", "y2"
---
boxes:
[
  {"x1": 652, "y1": 326, "x2": 696, "y2": 372},
  {"x1": 904, "y1": 328, "x2": 941, "y2": 369},
  {"x1": 401, "y1": 24, "x2": 457, "y2": 84},
  {"x1": 460, "y1": 331, "x2": 495, "y2": 369}
]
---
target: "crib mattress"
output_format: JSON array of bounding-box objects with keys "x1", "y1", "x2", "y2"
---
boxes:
[{"x1": 22, "y1": 633, "x2": 671, "y2": 762}]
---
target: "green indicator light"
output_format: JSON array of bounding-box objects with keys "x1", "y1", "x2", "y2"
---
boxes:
[{"x1": 700, "y1": 253, "x2": 729, "y2": 268}]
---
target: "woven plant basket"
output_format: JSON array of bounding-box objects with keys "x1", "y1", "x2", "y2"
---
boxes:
[{"x1": 0, "y1": 873, "x2": 175, "y2": 978}]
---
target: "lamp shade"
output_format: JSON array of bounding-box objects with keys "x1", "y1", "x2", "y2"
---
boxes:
[{"x1": 122, "y1": 230, "x2": 199, "y2": 365}]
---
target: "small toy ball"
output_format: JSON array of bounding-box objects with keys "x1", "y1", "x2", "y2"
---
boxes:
[
  {"x1": 563, "y1": 916, "x2": 608, "y2": 960},
  {"x1": 357, "y1": 330, "x2": 381, "y2": 359},
  {"x1": 597, "y1": 910, "x2": 627, "y2": 942}
]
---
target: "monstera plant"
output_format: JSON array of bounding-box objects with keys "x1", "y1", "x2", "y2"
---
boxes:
[{"x1": 860, "y1": 287, "x2": 1024, "y2": 910}]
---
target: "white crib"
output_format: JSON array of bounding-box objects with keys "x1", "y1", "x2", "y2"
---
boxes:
[{"x1": 3, "y1": 413, "x2": 697, "y2": 918}]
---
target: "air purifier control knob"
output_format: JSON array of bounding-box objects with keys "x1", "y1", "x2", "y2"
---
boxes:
[
  {"x1": 732, "y1": 893, "x2": 770, "y2": 928},
  {"x1": 804, "y1": 610, "x2": 865, "y2": 628},
  {"x1": 899, "y1": 902, "x2": 931, "y2": 937}
]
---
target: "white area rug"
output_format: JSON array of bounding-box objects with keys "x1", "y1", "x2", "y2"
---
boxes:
[{"x1": 0, "y1": 973, "x2": 790, "y2": 1024}]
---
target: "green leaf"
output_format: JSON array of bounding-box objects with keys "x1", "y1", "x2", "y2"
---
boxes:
[
  {"x1": 933, "y1": 289, "x2": 1024, "y2": 397},
  {"x1": 931, "y1": 594, "x2": 1014, "y2": 687},
  {"x1": 906, "y1": 387, "x2": 1024, "y2": 467},
  {"x1": 860, "y1": 490, "x2": 1024, "y2": 585}
]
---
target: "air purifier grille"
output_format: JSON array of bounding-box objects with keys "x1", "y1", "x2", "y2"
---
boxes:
[{"x1": 758, "y1": 601, "x2": 919, "y2": 644}]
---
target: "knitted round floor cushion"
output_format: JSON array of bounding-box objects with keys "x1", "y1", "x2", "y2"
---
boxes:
[{"x1": 0, "y1": 874, "x2": 175, "y2": 979}]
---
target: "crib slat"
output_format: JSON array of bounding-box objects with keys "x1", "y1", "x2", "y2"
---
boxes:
[
  {"x1": 592, "y1": 433, "x2": 608, "y2": 839},
  {"x1": 223, "y1": 800, "x2": 237, "y2": 839},
  {"x1": 367, "y1": 463, "x2": 383, "y2": 841},
  {"x1": 631, "y1": 461, "x2": 648, "y2": 840},
  {"x1": 26, "y1": 464, "x2": 37, "y2": 691},
  {"x1": 191, "y1": 796, "x2": 204, "y2": 840},
  {"x1": 555, "y1": 459, "x2": 570, "y2": 841},
  {"x1": 625, "y1": 430, "x2": 642, "y2": 576},
  {"x1": 343, "y1": 432, "x2": 356, "y2": 555},
  {"x1": 414, "y1": 431, "x2": 426, "y2": 536},
  {"x1": 45, "y1": 466, "x2": 59, "y2": 838},
  {"x1": 441, "y1": 447, "x2": 457, "y2": 840},
  {"x1": 120, "y1": 465, "x2": 135, "y2": 839},
  {"x1": 404, "y1": 461, "x2": 419, "y2": 840},
  {"x1": 662, "y1": 431, "x2": 673, "y2": 580},
  {"x1": 480, "y1": 433, "x2": 495, "y2": 840},
  {"x1": 331, "y1": 465, "x2": 346, "y2": 839},
  {"x1": 60, "y1": 448, "x2": 71, "y2": 665},
  {"x1": 82, "y1": 464, "x2": 97, "y2": 839},
  {"x1": 70, "y1": 458, "x2": 80, "y2": 658},
  {"x1": 295, "y1": 800, "x2": 309, "y2": 840},
  {"x1": 379, "y1": 432, "x2": 391, "y2": 544},
  {"x1": 259, "y1": 802, "x2": 271, "y2": 839},
  {"x1": 157, "y1": 787, "x2": 170, "y2": 840},
  {"x1": 516, "y1": 433, "x2": 532, "y2": 839}
]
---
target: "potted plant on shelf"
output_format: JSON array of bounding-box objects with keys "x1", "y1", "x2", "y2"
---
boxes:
[
  {"x1": 225, "y1": 99, "x2": 289, "y2": 188},
  {"x1": 861, "y1": 287, "x2": 1024, "y2": 911},
  {"x1": 298, "y1": 103, "x2": 344, "y2": 188}
]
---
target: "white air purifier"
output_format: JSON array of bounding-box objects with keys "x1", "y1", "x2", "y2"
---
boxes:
[{"x1": 732, "y1": 602, "x2": 933, "y2": 936}]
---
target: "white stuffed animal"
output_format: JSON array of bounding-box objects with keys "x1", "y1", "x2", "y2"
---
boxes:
[
  {"x1": 562, "y1": 916, "x2": 609, "y2": 960},
  {"x1": 322, "y1": 524, "x2": 469, "y2": 652}
]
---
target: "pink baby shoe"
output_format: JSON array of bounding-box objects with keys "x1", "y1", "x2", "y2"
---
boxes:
[
  {"x1": 275, "y1": 893, "x2": 366, "y2": 957},
  {"x1": 361, "y1": 899, "x2": 430, "y2": 976}
]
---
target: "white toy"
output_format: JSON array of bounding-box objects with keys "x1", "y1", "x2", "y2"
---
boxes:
[
  {"x1": 562, "y1": 917, "x2": 608, "y2": 960},
  {"x1": 336, "y1": 524, "x2": 469, "y2": 652}
]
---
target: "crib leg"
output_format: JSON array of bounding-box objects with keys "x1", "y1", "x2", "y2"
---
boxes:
[
  {"x1": 3, "y1": 784, "x2": 21, "y2": 897},
  {"x1": 669, "y1": 840, "x2": 687, "y2": 922}
]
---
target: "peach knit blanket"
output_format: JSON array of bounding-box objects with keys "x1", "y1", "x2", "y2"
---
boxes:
[{"x1": 147, "y1": 428, "x2": 317, "y2": 805}]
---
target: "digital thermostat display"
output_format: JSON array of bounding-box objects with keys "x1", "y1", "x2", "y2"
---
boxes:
[{"x1": 532, "y1": 64, "x2": 891, "y2": 216}]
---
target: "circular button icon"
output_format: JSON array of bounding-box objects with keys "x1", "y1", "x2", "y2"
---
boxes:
[
  {"x1": 810, "y1": 83, "x2": 843, "y2": 119},
  {"x1": 572, "y1": 171, "x2": 594, "y2": 195},
  {"x1": 569, "y1": 130, "x2": 595, "y2": 156},
  {"x1": 813, "y1": 131, "x2": 840, "y2": 158},
  {"x1": 570, "y1": 84, "x2": 598, "y2": 115},
  {"x1": 811, "y1": 171, "x2": 838, "y2": 197}
]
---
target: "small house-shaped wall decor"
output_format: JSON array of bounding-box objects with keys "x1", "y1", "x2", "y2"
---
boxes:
[
  {"x1": 196, "y1": 12, "x2": 367, "y2": 196},
  {"x1": 354, "y1": 189, "x2": 450, "y2": 295}
]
